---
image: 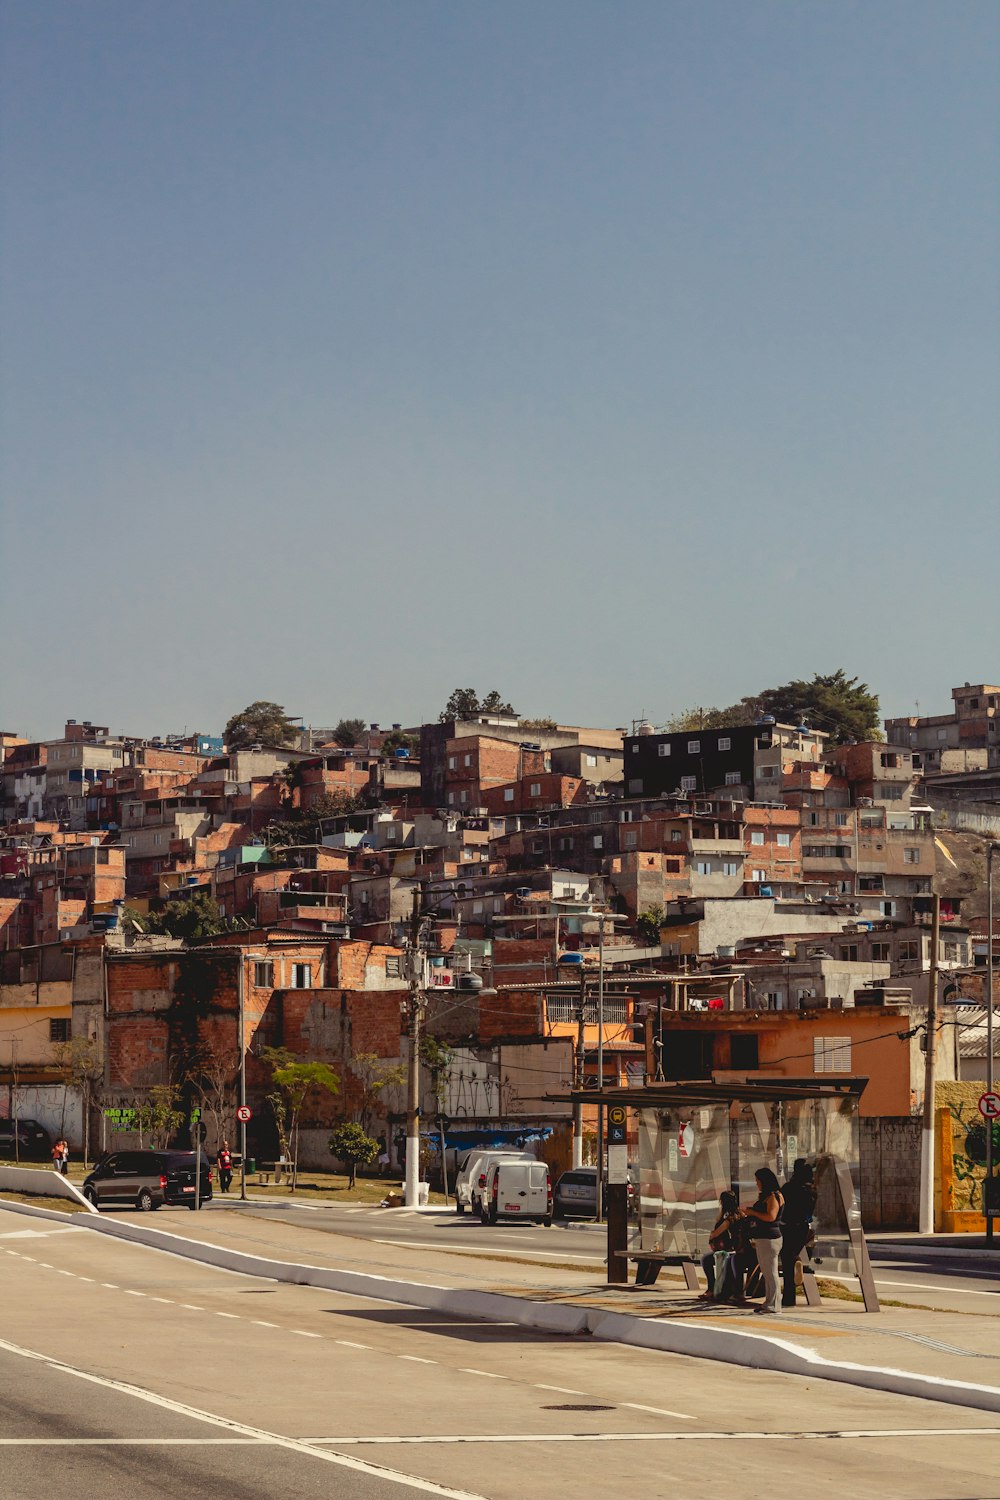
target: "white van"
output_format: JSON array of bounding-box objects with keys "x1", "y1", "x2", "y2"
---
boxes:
[
  {"x1": 454, "y1": 1148, "x2": 533, "y2": 1216},
  {"x1": 480, "y1": 1158, "x2": 552, "y2": 1225}
]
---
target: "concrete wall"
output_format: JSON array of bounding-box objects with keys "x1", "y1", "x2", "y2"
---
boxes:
[
  {"x1": 860, "y1": 1116, "x2": 921, "y2": 1229},
  {"x1": 0, "y1": 1084, "x2": 82, "y2": 1148}
]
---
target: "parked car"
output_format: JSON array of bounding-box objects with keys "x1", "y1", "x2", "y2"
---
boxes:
[
  {"x1": 0, "y1": 1117, "x2": 53, "y2": 1160},
  {"x1": 82, "y1": 1150, "x2": 213, "y2": 1211},
  {"x1": 552, "y1": 1166, "x2": 599, "y2": 1220},
  {"x1": 454, "y1": 1148, "x2": 534, "y2": 1216},
  {"x1": 552, "y1": 1165, "x2": 637, "y2": 1220},
  {"x1": 480, "y1": 1158, "x2": 552, "y2": 1225}
]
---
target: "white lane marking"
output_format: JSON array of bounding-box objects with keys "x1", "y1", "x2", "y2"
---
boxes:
[
  {"x1": 36, "y1": 1263, "x2": 53, "y2": 1268},
  {"x1": 0, "y1": 1438, "x2": 267, "y2": 1445},
  {"x1": 0, "y1": 1336, "x2": 488, "y2": 1499},
  {"x1": 54, "y1": 1269, "x2": 75, "y2": 1276},
  {"x1": 124, "y1": 1290, "x2": 146, "y2": 1298},
  {"x1": 76, "y1": 1276, "x2": 94, "y2": 1283},
  {"x1": 534, "y1": 1385, "x2": 585, "y2": 1395},
  {"x1": 824, "y1": 1273, "x2": 1000, "y2": 1301},
  {"x1": 150, "y1": 1297, "x2": 174, "y2": 1305},
  {"x1": 373, "y1": 1238, "x2": 602, "y2": 1264},
  {"x1": 101, "y1": 1283, "x2": 119, "y2": 1289},
  {"x1": 459, "y1": 1369, "x2": 506, "y2": 1380},
  {"x1": 622, "y1": 1402, "x2": 694, "y2": 1421},
  {"x1": 291, "y1": 1330, "x2": 322, "y2": 1338},
  {"x1": 180, "y1": 1304, "x2": 202, "y2": 1311},
  {"x1": 297, "y1": 1428, "x2": 1000, "y2": 1445},
  {"x1": 399, "y1": 1355, "x2": 437, "y2": 1365},
  {"x1": 21, "y1": 1256, "x2": 37, "y2": 1262},
  {"x1": 0, "y1": 1228, "x2": 82, "y2": 1240},
  {"x1": 335, "y1": 1340, "x2": 371, "y2": 1350},
  {"x1": 214, "y1": 1312, "x2": 239, "y2": 1319},
  {"x1": 252, "y1": 1320, "x2": 278, "y2": 1328}
]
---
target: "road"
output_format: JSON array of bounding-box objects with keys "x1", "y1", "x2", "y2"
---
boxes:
[
  {"x1": 225, "y1": 1199, "x2": 1000, "y2": 1313},
  {"x1": 1, "y1": 1203, "x2": 998, "y2": 1499}
]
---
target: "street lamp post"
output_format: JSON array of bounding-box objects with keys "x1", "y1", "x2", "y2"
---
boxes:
[{"x1": 238, "y1": 956, "x2": 247, "y2": 1201}]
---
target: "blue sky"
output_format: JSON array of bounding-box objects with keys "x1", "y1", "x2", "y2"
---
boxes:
[{"x1": 2, "y1": 1, "x2": 997, "y2": 739}]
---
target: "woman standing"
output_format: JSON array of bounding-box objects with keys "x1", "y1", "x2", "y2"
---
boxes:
[{"x1": 742, "y1": 1167, "x2": 784, "y2": 1315}]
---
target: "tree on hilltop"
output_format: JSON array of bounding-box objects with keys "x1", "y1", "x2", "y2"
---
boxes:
[
  {"x1": 439, "y1": 688, "x2": 517, "y2": 722},
  {"x1": 224, "y1": 701, "x2": 300, "y2": 750}
]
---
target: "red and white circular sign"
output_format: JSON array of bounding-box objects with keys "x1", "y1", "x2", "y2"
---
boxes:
[
  {"x1": 978, "y1": 1092, "x2": 1000, "y2": 1120},
  {"x1": 236, "y1": 1105, "x2": 252, "y2": 1123}
]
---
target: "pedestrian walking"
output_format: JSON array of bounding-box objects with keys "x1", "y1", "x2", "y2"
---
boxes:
[
  {"x1": 780, "y1": 1159, "x2": 816, "y2": 1307},
  {"x1": 742, "y1": 1167, "x2": 784, "y2": 1315},
  {"x1": 217, "y1": 1140, "x2": 233, "y2": 1194}
]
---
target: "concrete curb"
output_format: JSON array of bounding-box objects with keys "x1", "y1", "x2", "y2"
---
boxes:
[
  {"x1": 2, "y1": 1199, "x2": 999, "y2": 1415},
  {"x1": 0, "y1": 1164, "x2": 97, "y2": 1213}
]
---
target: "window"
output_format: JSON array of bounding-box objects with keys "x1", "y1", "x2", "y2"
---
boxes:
[
  {"x1": 666, "y1": 858, "x2": 681, "y2": 873},
  {"x1": 49, "y1": 1018, "x2": 70, "y2": 1043},
  {"x1": 291, "y1": 964, "x2": 312, "y2": 989},
  {"x1": 385, "y1": 955, "x2": 403, "y2": 977},
  {"x1": 503, "y1": 788, "x2": 514, "y2": 802},
  {"x1": 464, "y1": 754, "x2": 472, "y2": 767},
  {"x1": 899, "y1": 940, "x2": 919, "y2": 962},
  {"x1": 750, "y1": 831, "x2": 765, "y2": 846},
  {"x1": 751, "y1": 868, "x2": 767, "y2": 882},
  {"x1": 253, "y1": 961, "x2": 274, "y2": 988},
  {"x1": 834, "y1": 813, "x2": 849, "y2": 826},
  {"x1": 447, "y1": 756, "x2": 456, "y2": 770},
  {"x1": 532, "y1": 840, "x2": 545, "y2": 854},
  {"x1": 472, "y1": 901, "x2": 483, "y2": 915},
  {"x1": 724, "y1": 771, "x2": 741, "y2": 786},
  {"x1": 814, "y1": 1036, "x2": 852, "y2": 1073},
  {"x1": 903, "y1": 848, "x2": 921, "y2": 864},
  {"x1": 878, "y1": 784, "x2": 904, "y2": 800},
  {"x1": 776, "y1": 832, "x2": 791, "y2": 847},
  {"x1": 730, "y1": 1033, "x2": 759, "y2": 1070},
  {"x1": 687, "y1": 740, "x2": 700, "y2": 754},
  {"x1": 722, "y1": 861, "x2": 740, "y2": 877},
  {"x1": 657, "y1": 742, "x2": 671, "y2": 757},
  {"x1": 460, "y1": 789, "x2": 469, "y2": 803},
  {"x1": 871, "y1": 943, "x2": 891, "y2": 962},
  {"x1": 717, "y1": 737, "x2": 731, "y2": 752},
  {"x1": 447, "y1": 792, "x2": 455, "y2": 806},
  {"x1": 680, "y1": 776, "x2": 697, "y2": 792},
  {"x1": 694, "y1": 860, "x2": 712, "y2": 876},
  {"x1": 839, "y1": 944, "x2": 859, "y2": 962},
  {"x1": 592, "y1": 834, "x2": 603, "y2": 850},
  {"x1": 943, "y1": 941, "x2": 960, "y2": 962},
  {"x1": 623, "y1": 829, "x2": 638, "y2": 849},
  {"x1": 585, "y1": 754, "x2": 597, "y2": 767},
  {"x1": 529, "y1": 783, "x2": 541, "y2": 797}
]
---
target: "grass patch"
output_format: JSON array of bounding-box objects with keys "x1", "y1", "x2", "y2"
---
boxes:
[{"x1": 0, "y1": 1191, "x2": 88, "y2": 1214}]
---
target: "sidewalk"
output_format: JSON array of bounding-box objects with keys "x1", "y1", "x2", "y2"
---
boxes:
[{"x1": 6, "y1": 1197, "x2": 1000, "y2": 1415}]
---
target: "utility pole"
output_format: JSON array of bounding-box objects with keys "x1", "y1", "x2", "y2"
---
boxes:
[
  {"x1": 404, "y1": 888, "x2": 424, "y2": 1209},
  {"x1": 595, "y1": 913, "x2": 606, "y2": 1222},
  {"x1": 919, "y1": 893, "x2": 940, "y2": 1235},
  {"x1": 572, "y1": 965, "x2": 586, "y2": 1169},
  {"x1": 238, "y1": 956, "x2": 247, "y2": 1201},
  {"x1": 987, "y1": 845, "x2": 997, "y2": 1244}
]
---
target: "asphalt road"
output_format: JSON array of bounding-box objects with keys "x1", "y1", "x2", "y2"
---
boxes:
[
  {"x1": 222, "y1": 1199, "x2": 1000, "y2": 1311},
  {"x1": 2, "y1": 1203, "x2": 999, "y2": 1500}
]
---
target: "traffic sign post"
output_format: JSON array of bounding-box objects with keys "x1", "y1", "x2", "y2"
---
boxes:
[
  {"x1": 979, "y1": 1092, "x2": 1000, "y2": 1120},
  {"x1": 605, "y1": 1104, "x2": 629, "y2": 1285}
]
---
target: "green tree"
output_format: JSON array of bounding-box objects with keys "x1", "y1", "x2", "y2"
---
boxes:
[
  {"x1": 662, "y1": 705, "x2": 753, "y2": 732},
  {"x1": 224, "y1": 700, "x2": 300, "y2": 750},
  {"x1": 145, "y1": 892, "x2": 225, "y2": 942},
  {"x1": 261, "y1": 1047, "x2": 339, "y2": 1192},
  {"x1": 332, "y1": 718, "x2": 366, "y2": 748},
  {"x1": 380, "y1": 729, "x2": 417, "y2": 759},
  {"x1": 134, "y1": 1085, "x2": 184, "y2": 1149},
  {"x1": 350, "y1": 1052, "x2": 406, "y2": 1134},
  {"x1": 440, "y1": 688, "x2": 516, "y2": 722},
  {"x1": 419, "y1": 1035, "x2": 454, "y2": 1115},
  {"x1": 636, "y1": 907, "x2": 665, "y2": 946},
  {"x1": 53, "y1": 1036, "x2": 103, "y2": 1167},
  {"x1": 749, "y1": 670, "x2": 881, "y2": 745},
  {"x1": 328, "y1": 1121, "x2": 379, "y2": 1187}
]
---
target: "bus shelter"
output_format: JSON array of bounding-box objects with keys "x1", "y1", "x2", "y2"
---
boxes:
[{"x1": 569, "y1": 1077, "x2": 879, "y2": 1312}]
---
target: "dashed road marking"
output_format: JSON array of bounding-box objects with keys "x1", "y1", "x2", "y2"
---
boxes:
[
  {"x1": 399, "y1": 1355, "x2": 437, "y2": 1365},
  {"x1": 291, "y1": 1330, "x2": 322, "y2": 1338},
  {"x1": 534, "y1": 1384, "x2": 584, "y2": 1395},
  {"x1": 622, "y1": 1402, "x2": 693, "y2": 1420},
  {"x1": 459, "y1": 1369, "x2": 506, "y2": 1380},
  {"x1": 180, "y1": 1304, "x2": 203, "y2": 1311},
  {"x1": 214, "y1": 1311, "x2": 239, "y2": 1319},
  {"x1": 251, "y1": 1320, "x2": 278, "y2": 1328},
  {"x1": 335, "y1": 1340, "x2": 371, "y2": 1350}
]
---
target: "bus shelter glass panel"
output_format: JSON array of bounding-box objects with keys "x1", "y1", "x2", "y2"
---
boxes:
[
  {"x1": 637, "y1": 1104, "x2": 731, "y2": 1258},
  {"x1": 731, "y1": 1093, "x2": 862, "y2": 1275}
]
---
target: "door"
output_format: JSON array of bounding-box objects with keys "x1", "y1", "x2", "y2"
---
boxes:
[
  {"x1": 94, "y1": 1154, "x2": 120, "y2": 1203},
  {"x1": 526, "y1": 1163, "x2": 549, "y2": 1218},
  {"x1": 496, "y1": 1163, "x2": 526, "y2": 1216}
]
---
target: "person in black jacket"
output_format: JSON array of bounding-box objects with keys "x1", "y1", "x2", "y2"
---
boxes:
[{"x1": 780, "y1": 1159, "x2": 816, "y2": 1307}]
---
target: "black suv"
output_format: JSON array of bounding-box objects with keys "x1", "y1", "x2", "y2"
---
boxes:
[
  {"x1": 0, "y1": 1117, "x2": 53, "y2": 1160},
  {"x1": 83, "y1": 1150, "x2": 213, "y2": 1211}
]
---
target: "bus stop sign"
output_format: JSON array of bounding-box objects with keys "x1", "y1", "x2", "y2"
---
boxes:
[{"x1": 607, "y1": 1105, "x2": 627, "y2": 1146}]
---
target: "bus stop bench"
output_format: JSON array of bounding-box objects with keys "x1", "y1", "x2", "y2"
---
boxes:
[{"x1": 628, "y1": 1253, "x2": 701, "y2": 1290}]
